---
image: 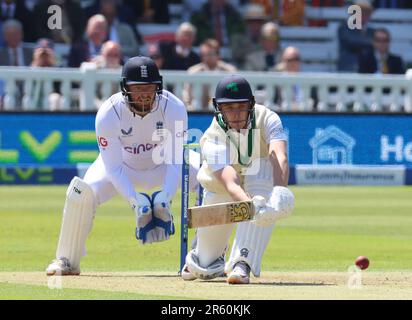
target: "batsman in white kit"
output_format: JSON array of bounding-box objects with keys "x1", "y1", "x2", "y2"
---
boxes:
[
  {"x1": 46, "y1": 56, "x2": 198, "y2": 276},
  {"x1": 182, "y1": 75, "x2": 294, "y2": 284}
]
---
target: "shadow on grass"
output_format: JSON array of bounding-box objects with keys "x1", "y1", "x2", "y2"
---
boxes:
[{"x1": 199, "y1": 279, "x2": 335, "y2": 286}]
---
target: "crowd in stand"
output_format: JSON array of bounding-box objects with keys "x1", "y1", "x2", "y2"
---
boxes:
[{"x1": 0, "y1": 0, "x2": 410, "y2": 111}]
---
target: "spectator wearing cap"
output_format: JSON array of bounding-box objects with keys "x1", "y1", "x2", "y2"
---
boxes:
[
  {"x1": 244, "y1": 22, "x2": 282, "y2": 71},
  {"x1": 159, "y1": 22, "x2": 200, "y2": 71},
  {"x1": 231, "y1": 3, "x2": 269, "y2": 68},
  {"x1": 337, "y1": 0, "x2": 374, "y2": 72},
  {"x1": 68, "y1": 14, "x2": 108, "y2": 68},
  {"x1": 32, "y1": 0, "x2": 86, "y2": 44},
  {"x1": 183, "y1": 38, "x2": 237, "y2": 111},
  {"x1": 358, "y1": 28, "x2": 404, "y2": 74},
  {"x1": 30, "y1": 38, "x2": 63, "y2": 110},
  {"x1": 0, "y1": 19, "x2": 32, "y2": 66},
  {"x1": 274, "y1": 46, "x2": 318, "y2": 111},
  {"x1": 190, "y1": 0, "x2": 245, "y2": 46},
  {"x1": 100, "y1": 0, "x2": 139, "y2": 59}
]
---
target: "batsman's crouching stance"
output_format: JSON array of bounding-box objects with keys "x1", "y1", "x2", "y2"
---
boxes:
[
  {"x1": 46, "y1": 56, "x2": 199, "y2": 276},
  {"x1": 182, "y1": 75, "x2": 294, "y2": 284}
]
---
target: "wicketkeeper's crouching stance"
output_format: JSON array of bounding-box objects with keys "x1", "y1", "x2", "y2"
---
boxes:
[
  {"x1": 46, "y1": 56, "x2": 199, "y2": 276},
  {"x1": 182, "y1": 75, "x2": 294, "y2": 284}
]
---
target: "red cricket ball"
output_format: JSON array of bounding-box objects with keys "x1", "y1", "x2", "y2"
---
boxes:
[{"x1": 355, "y1": 256, "x2": 370, "y2": 270}]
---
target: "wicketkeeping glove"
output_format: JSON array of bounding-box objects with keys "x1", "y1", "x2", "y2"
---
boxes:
[
  {"x1": 129, "y1": 192, "x2": 157, "y2": 244},
  {"x1": 151, "y1": 190, "x2": 175, "y2": 242}
]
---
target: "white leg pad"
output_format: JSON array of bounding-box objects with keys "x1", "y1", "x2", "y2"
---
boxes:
[
  {"x1": 195, "y1": 190, "x2": 235, "y2": 267},
  {"x1": 56, "y1": 177, "x2": 96, "y2": 270},
  {"x1": 225, "y1": 221, "x2": 275, "y2": 277},
  {"x1": 225, "y1": 157, "x2": 275, "y2": 277}
]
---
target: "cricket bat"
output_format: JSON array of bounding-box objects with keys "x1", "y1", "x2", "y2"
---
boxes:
[{"x1": 187, "y1": 200, "x2": 255, "y2": 228}]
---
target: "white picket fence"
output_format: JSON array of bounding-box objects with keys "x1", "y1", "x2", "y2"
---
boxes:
[{"x1": 0, "y1": 66, "x2": 411, "y2": 112}]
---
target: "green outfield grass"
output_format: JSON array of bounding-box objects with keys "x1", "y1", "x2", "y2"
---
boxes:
[{"x1": 0, "y1": 185, "x2": 411, "y2": 299}]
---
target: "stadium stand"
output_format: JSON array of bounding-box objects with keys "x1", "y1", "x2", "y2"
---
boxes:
[{"x1": 1, "y1": 0, "x2": 412, "y2": 111}]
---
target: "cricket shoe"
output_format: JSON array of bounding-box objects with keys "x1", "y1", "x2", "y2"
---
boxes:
[
  {"x1": 227, "y1": 262, "x2": 250, "y2": 284},
  {"x1": 181, "y1": 264, "x2": 197, "y2": 281},
  {"x1": 46, "y1": 257, "x2": 80, "y2": 276}
]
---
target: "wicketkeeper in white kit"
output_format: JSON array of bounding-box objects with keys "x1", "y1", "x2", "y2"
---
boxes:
[
  {"x1": 182, "y1": 74, "x2": 295, "y2": 284},
  {"x1": 46, "y1": 56, "x2": 199, "y2": 276}
]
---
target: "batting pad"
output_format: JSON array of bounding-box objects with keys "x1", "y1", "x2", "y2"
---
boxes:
[
  {"x1": 226, "y1": 221, "x2": 275, "y2": 277},
  {"x1": 226, "y1": 157, "x2": 275, "y2": 277},
  {"x1": 56, "y1": 177, "x2": 96, "y2": 270}
]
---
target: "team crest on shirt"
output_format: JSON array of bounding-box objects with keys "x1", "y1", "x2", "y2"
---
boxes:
[
  {"x1": 155, "y1": 121, "x2": 165, "y2": 138},
  {"x1": 121, "y1": 127, "x2": 133, "y2": 136}
]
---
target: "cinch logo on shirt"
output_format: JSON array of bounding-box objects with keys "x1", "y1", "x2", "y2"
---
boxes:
[{"x1": 124, "y1": 143, "x2": 158, "y2": 154}]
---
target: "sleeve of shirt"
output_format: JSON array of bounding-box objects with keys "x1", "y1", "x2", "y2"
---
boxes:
[
  {"x1": 95, "y1": 102, "x2": 136, "y2": 201},
  {"x1": 264, "y1": 110, "x2": 288, "y2": 144},
  {"x1": 162, "y1": 96, "x2": 188, "y2": 198}
]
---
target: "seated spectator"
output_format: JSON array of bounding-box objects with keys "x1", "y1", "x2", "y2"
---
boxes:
[
  {"x1": 0, "y1": 0, "x2": 34, "y2": 43},
  {"x1": 81, "y1": 40, "x2": 123, "y2": 109},
  {"x1": 337, "y1": 0, "x2": 374, "y2": 72},
  {"x1": 274, "y1": 46, "x2": 318, "y2": 111},
  {"x1": 30, "y1": 38, "x2": 62, "y2": 110},
  {"x1": 123, "y1": 0, "x2": 170, "y2": 24},
  {"x1": 100, "y1": 0, "x2": 139, "y2": 59},
  {"x1": 359, "y1": 28, "x2": 404, "y2": 75},
  {"x1": 231, "y1": 3, "x2": 269, "y2": 68},
  {"x1": 68, "y1": 14, "x2": 108, "y2": 67},
  {"x1": 159, "y1": 22, "x2": 200, "y2": 70},
  {"x1": 87, "y1": 40, "x2": 123, "y2": 69},
  {"x1": 372, "y1": 0, "x2": 412, "y2": 8},
  {"x1": 190, "y1": 0, "x2": 245, "y2": 46},
  {"x1": 0, "y1": 18, "x2": 32, "y2": 109},
  {"x1": 32, "y1": 0, "x2": 86, "y2": 44},
  {"x1": 0, "y1": 19, "x2": 32, "y2": 66},
  {"x1": 147, "y1": 42, "x2": 164, "y2": 70},
  {"x1": 183, "y1": 38, "x2": 237, "y2": 110},
  {"x1": 244, "y1": 22, "x2": 282, "y2": 71}
]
